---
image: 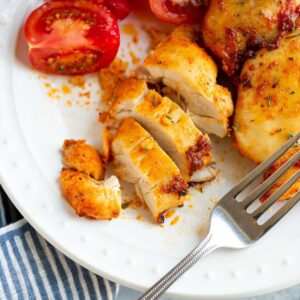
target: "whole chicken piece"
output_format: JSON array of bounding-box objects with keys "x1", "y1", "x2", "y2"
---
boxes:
[
  {"x1": 202, "y1": 0, "x2": 300, "y2": 79},
  {"x1": 234, "y1": 29, "x2": 300, "y2": 163}
]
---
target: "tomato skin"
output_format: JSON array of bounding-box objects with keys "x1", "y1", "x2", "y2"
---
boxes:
[
  {"x1": 25, "y1": 0, "x2": 120, "y2": 75},
  {"x1": 148, "y1": 0, "x2": 203, "y2": 25},
  {"x1": 49, "y1": 0, "x2": 132, "y2": 20},
  {"x1": 106, "y1": 0, "x2": 131, "y2": 20}
]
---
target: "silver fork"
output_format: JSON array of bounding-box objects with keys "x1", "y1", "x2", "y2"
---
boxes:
[{"x1": 139, "y1": 132, "x2": 300, "y2": 300}]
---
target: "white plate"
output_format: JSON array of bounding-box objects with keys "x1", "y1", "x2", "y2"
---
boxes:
[{"x1": 1, "y1": 1, "x2": 300, "y2": 299}]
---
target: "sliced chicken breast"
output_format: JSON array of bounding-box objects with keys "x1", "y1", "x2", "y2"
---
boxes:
[
  {"x1": 112, "y1": 118, "x2": 189, "y2": 223},
  {"x1": 61, "y1": 169, "x2": 121, "y2": 220},
  {"x1": 110, "y1": 79, "x2": 213, "y2": 182},
  {"x1": 138, "y1": 25, "x2": 233, "y2": 137}
]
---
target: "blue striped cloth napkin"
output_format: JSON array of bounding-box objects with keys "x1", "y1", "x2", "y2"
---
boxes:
[{"x1": 0, "y1": 186, "x2": 119, "y2": 300}]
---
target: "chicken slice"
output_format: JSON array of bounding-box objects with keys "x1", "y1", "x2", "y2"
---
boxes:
[
  {"x1": 260, "y1": 146, "x2": 300, "y2": 202},
  {"x1": 110, "y1": 79, "x2": 213, "y2": 182},
  {"x1": 99, "y1": 127, "x2": 113, "y2": 164},
  {"x1": 234, "y1": 30, "x2": 300, "y2": 163},
  {"x1": 138, "y1": 25, "x2": 233, "y2": 137},
  {"x1": 202, "y1": 0, "x2": 300, "y2": 79},
  {"x1": 112, "y1": 118, "x2": 189, "y2": 223},
  {"x1": 60, "y1": 169, "x2": 121, "y2": 220},
  {"x1": 63, "y1": 139, "x2": 104, "y2": 180}
]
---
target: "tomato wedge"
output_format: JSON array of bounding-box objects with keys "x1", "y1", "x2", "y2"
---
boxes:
[
  {"x1": 105, "y1": 0, "x2": 131, "y2": 20},
  {"x1": 24, "y1": 0, "x2": 120, "y2": 75},
  {"x1": 148, "y1": 0, "x2": 203, "y2": 25},
  {"x1": 50, "y1": 0, "x2": 131, "y2": 20}
]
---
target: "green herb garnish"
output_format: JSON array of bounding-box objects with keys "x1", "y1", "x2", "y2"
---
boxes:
[
  {"x1": 232, "y1": 124, "x2": 241, "y2": 132},
  {"x1": 265, "y1": 96, "x2": 272, "y2": 107},
  {"x1": 286, "y1": 33, "x2": 300, "y2": 39},
  {"x1": 121, "y1": 203, "x2": 129, "y2": 209},
  {"x1": 151, "y1": 95, "x2": 157, "y2": 107},
  {"x1": 165, "y1": 115, "x2": 176, "y2": 124}
]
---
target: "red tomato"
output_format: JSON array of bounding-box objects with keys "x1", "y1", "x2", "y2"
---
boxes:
[
  {"x1": 24, "y1": 0, "x2": 120, "y2": 75},
  {"x1": 50, "y1": 0, "x2": 132, "y2": 20},
  {"x1": 105, "y1": 0, "x2": 131, "y2": 20},
  {"x1": 148, "y1": 0, "x2": 203, "y2": 25}
]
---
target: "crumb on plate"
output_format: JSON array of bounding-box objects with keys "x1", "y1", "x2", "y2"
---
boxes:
[
  {"x1": 170, "y1": 215, "x2": 180, "y2": 226},
  {"x1": 98, "y1": 58, "x2": 128, "y2": 104},
  {"x1": 69, "y1": 75, "x2": 85, "y2": 89},
  {"x1": 121, "y1": 23, "x2": 139, "y2": 43}
]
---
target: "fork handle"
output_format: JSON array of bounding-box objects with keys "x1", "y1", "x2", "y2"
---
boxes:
[{"x1": 138, "y1": 233, "x2": 219, "y2": 300}]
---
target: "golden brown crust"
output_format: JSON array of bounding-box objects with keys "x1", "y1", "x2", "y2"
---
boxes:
[
  {"x1": 142, "y1": 26, "x2": 168, "y2": 49},
  {"x1": 234, "y1": 30, "x2": 300, "y2": 163},
  {"x1": 202, "y1": 0, "x2": 300, "y2": 78},
  {"x1": 112, "y1": 118, "x2": 188, "y2": 222},
  {"x1": 100, "y1": 127, "x2": 113, "y2": 164},
  {"x1": 261, "y1": 146, "x2": 300, "y2": 202},
  {"x1": 186, "y1": 135, "x2": 212, "y2": 175},
  {"x1": 63, "y1": 140, "x2": 104, "y2": 180},
  {"x1": 141, "y1": 25, "x2": 233, "y2": 135},
  {"x1": 113, "y1": 118, "x2": 184, "y2": 184},
  {"x1": 136, "y1": 90, "x2": 213, "y2": 179},
  {"x1": 60, "y1": 169, "x2": 121, "y2": 220},
  {"x1": 98, "y1": 58, "x2": 128, "y2": 105},
  {"x1": 161, "y1": 175, "x2": 189, "y2": 196},
  {"x1": 111, "y1": 78, "x2": 148, "y2": 110},
  {"x1": 144, "y1": 25, "x2": 217, "y2": 103}
]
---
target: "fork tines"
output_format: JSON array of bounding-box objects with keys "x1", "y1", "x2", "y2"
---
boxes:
[
  {"x1": 224, "y1": 132, "x2": 300, "y2": 230},
  {"x1": 231, "y1": 132, "x2": 300, "y2": 198}
]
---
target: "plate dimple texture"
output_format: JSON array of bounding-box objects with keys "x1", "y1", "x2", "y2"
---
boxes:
[
  {"x1": 230, "y1": 271, "x2": 238, "y2": 278},
  {"x1": 257, "y1": 267, "x2": 265, "y2": 274},
  {"x1": 61, "y1": 221, "x2": 70, "y2": 229},
  {"x1": 80, "y1": 236, "x2": 87, "y2": 243},
  {"x1": 0, "y1": 14, "x2": 8, "y2": 26},
  {"x1": 1, "y1": 138, "x2": 8, "y2": 145},
  {"x1": 102, "y1": 248, "x2": 108, "y2": 256}
]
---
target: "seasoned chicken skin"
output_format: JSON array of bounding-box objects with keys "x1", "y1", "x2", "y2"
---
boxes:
[
  {"x1": 261, "y1": 146, "x2": 300, "y2": 202},
  {"x1": 61, "y1": 140, "x2": 120, "y2": 220},
  {"x1": 202, "y1": 0, "x2": 300, "y2": 78},
  {"x1": 234, "y1": 30, "x2": 300, "y2": 163},
  {"x1": 63, "y1": 140, "x2": 104, "y2": 180},
  {"x1": 60, "y1": 169, "x2": 121, "y2": 220},
  {"x1": 99, "y1": 127, "x2": 113, "y2": 164},
  {"x1": 110, "y1": 78, "x2": 213, "y2": 182},
  {"x1": 139, "y1": 25, "x2": 233, "y2": 137},
  {"x1": 112, "y1": 118, "x2": 188, "y2": 223}
]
